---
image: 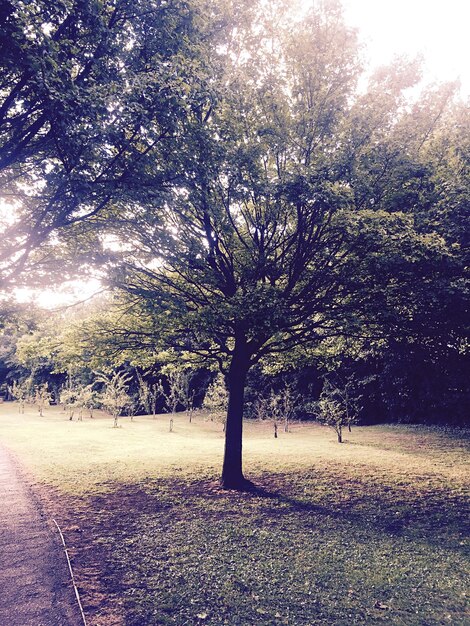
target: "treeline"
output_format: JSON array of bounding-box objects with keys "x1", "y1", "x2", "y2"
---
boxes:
[{"x1": 0, "y1": 297, "x2": 467, "y2": 427}]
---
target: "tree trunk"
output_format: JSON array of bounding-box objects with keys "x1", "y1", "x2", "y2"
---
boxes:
[
  {"x1": 337, "y1": 425, "x2": 342, "y2": 443},
  {"x1": 221, "y1": 341, "x2": 251, "y2": 490}
]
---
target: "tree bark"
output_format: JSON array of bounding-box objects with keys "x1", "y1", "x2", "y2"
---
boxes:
[
  {"x1": 221, "y1": 339, "x2": 251, "y2": 490},
  {"x1": 337, "y1": 426, "x2": 342, "y2": 443}
]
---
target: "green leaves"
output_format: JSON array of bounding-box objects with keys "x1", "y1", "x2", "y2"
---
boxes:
[{"x1": 0, "y1": 0, "x2": 215, "y2": 286}]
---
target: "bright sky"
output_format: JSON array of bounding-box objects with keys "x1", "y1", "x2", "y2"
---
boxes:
[
  {"x1": 13, "y1": 279, "x2": 104, "y2": 310},
  {"x1": 338, "y1": 0, "x2": 470, "y2": 95}
]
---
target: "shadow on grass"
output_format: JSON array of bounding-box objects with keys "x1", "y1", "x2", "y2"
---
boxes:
[
  {"x1": 84, "y1": 469, "x2": 469, "y2": 552},
  {"x1": 249, "y1": 480, "x2": 469, "y2": 549},
  {"x1": 55, "y1": 470, "x2": 469, "y2": 626}
]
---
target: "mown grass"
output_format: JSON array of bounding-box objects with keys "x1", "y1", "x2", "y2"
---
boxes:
[{"x1": 0, "y1": 402, "x2": 468, "y2": 625}]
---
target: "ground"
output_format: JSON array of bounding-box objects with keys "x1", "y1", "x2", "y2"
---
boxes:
[
  {"x1": 0, "y1": 402, "x2": 468, "y2": 625},
  {"x1": 0, "y1": 445, "x2": 81, "y2": 625}
]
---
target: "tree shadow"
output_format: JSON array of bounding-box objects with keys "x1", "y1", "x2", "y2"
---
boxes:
[
  {"x1": 243, "y1": 476, "x2": 469, "y2": 553},
  {"x1": 66, "y1": 470, "x2": 469, "y2": 558},
  {"x1": 54, "y1": 470, "x2": 469, "y2": 626}
]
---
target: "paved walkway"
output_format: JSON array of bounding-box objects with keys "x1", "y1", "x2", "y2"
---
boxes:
[{"x1": 0, "y1": 445, "x2": 81, "y2": 625}]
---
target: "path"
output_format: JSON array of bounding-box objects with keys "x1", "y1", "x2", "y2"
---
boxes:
[{"x1": 0, "y1": 445, "x2": 81, "y2": 626}]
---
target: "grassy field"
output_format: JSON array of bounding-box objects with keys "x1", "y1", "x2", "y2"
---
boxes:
[{"x1": 0, "y1": 402, "x2": 468, "y2": 625}]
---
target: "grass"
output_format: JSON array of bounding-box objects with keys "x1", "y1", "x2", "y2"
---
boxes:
[{"x1": 0, "y1": 402, "x2": 468, "y2": 625}]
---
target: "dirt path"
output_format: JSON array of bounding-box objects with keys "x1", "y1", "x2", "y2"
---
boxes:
[{"x1": 0, "y1": 445, "x2": 82, "y2": 626}]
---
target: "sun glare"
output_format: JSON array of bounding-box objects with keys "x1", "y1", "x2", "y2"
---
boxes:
[
  {"x1": 13, "y1": 278, "x2": 104, "y2": 310},
  {"x1": 299, "y1": 0, "x2": 469, "y2": 95},
  {"x1": 331, "y1": 0, "x2": 470, "y2": 94}
]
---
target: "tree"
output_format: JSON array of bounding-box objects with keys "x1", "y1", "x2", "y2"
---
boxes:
[
  {"x1": 35, "y1": 382, "x2": 51, "y2": 416},
  {"x1": 278, "y1": 382, "x2": 299, "y2": 433},
  {"x1": 160, "y1": 366, "x2": 195, "y2": 431},
  {"x1": 254, "y1": 383, "x2": 299, "y2": 437},
  {"x1": 105, "y1": 1, "x2": 358, "y2": 486},
  {"x1": 315, "y1": 379, "x2": 349, "y2": 443},
  {"x1": 253, "y1": 393, "x2": 271, "y2": 423},
  {"x1": 9, "y1": 377, "x2": 32, "y2": 412},
  {"x1": 74, "y1": 383, "x2": 98, "y2": 419},
  {"x1": 315, "y1": 376, "x2": 360, "y2": 441},
  {"x1": 0, "y1": 0, "x2": 218, "y2": 287},
  {"x1": 268, "y1": 391, "x2": 282, "y2": 439},
  {"x1": 203, "y1": 373, "x2": 228, "y2": 427},
  {"x1": 103, "y1": 2, "x2": 462, "y2": 487},
  {"x1": 59, "y1": 382, "x2": 78, "y2": 420},
  {"x1": 136, "y1": 370, "x2": 162, "y2": 420},
  {"x1": 60, "y1": 378, "x2": 98, "y2": 420},
  {"x1": 95, "y1": 370, "x2": 132, "y2": 428}
]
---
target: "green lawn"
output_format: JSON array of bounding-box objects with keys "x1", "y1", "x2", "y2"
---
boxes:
[{"x1": 0, "y1": 402, "x2": 468, "y2": 625}]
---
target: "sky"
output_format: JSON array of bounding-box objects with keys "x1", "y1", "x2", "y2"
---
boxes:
[
  {"x1": 13, "y1": 279, "x2": 104, "y2": 311},
  {"x1": 338, "y1": 0, "x2": 470, "y2": 95}
]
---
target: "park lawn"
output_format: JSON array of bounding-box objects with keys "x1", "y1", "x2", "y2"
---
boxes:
[{"x1": 0, "y1": 402, "x2": 468, "y2": 625}]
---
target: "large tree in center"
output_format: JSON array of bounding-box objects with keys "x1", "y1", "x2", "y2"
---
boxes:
[{"x1": 98, "y1": 1, "x2": 459, "y2": 488}]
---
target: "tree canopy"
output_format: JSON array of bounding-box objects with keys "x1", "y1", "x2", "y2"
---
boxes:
[{"x1": 0, "y1": 0, "x2": 222, "y2": 285}]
